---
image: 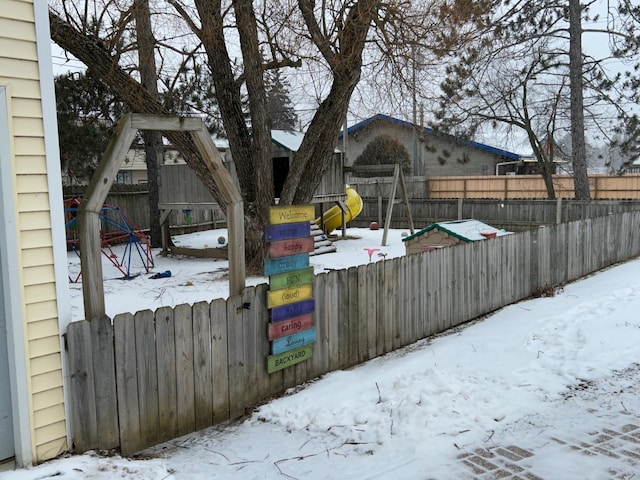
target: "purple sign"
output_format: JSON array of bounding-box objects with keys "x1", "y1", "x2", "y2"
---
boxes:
[
  {"x1": 271, "y1": 299, "x2": 315, "y2": 323},
  {"x1": 264, "y1": 221, "x2": 311, "y2": 242}
]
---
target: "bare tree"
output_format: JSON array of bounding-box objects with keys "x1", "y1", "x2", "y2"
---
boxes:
[
  {"x1": 435, "y1": 38, "x2": 574, "y2": 199},
  {"x1": 50, "y1": 0, "x2": 487, "y2": 271},
  {"x1": 432, "y1": 0, "x2": 640, "y2": 199}
]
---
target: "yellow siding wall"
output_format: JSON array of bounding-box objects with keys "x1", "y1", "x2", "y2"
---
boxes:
[{"x1": 1, "y1": 0, "x2": 67, "y2": 462}]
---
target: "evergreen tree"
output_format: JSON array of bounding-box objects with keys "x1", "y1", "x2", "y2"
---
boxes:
[
  {"x1": 353, "y1": 135, "x2": 412, "y2": 177},
  {"x1": 160, "y1": 63, "x2": 225, "y2": 137},
  {"x1": 264, "y1": 69, "x2": 298, "y2": 130},
  {"x1": 55, "y1": 72, "x2": 127, "y2": 185}
]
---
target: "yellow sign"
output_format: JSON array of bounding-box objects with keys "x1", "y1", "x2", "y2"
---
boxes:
[
  {"x1": 267, "y1": 284, "x2": 313, "y2": 309},
  {"x1": 269, "y1": 205, "x2": 315, "y2": 225}
]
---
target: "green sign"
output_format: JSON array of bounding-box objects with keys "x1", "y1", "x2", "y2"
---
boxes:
[
  {"x1": 269, "y1": 267, "x2": 314, "y2": 291},
  {"x1": 267, "y1": 345, "x2": 313, "y2": 374}
]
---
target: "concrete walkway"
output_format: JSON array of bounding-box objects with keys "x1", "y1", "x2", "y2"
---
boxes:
[{"x1": 457, "y1": 420, "x2": 640, "y2": 479}]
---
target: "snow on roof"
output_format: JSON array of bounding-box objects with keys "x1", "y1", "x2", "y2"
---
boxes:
[
  {"x1": 213, "y1": 137, "x2": 229, "y2": 150},
  {"x1": 271, "y1": 130, "x2": 305, "y2": 152},
  {"x1": 271, "y1": 129, "x2": 342, "y2": 153},
  {"x1": 402, "y1": 219, "x2": 512, "y2": 243}
]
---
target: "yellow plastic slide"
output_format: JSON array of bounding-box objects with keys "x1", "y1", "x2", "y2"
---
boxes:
[{"x1": 315, "y1": 185, "x2": 363, "y2": 233}]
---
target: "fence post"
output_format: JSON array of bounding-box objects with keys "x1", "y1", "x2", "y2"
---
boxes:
[
  {"x1": 457, "y1": 197, "x2": 464, "y2": 220},
  {"x1": 556, "y1": 197, "x2": 562, "y2": 224}
]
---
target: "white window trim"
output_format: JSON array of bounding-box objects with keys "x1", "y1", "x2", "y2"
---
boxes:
[
  {"x1": 34, "y1": 0, "x2": 73, "y2": 454},
  {"x1": 0, "y1": 87, "x2": 32, "y2": 467}
]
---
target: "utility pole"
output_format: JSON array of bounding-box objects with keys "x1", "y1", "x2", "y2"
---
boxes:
[{"x1": 412, "y1": 45, "x2": 418, "y2": 176}]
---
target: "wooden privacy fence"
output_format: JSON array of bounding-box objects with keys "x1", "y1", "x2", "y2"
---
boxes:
[
  {"x1": 66, "y1": 210, "x2": 640, "y2": 455},
  {"x1": 427, "y1": 174, "x2": 640, "y2": 199},
  {"x1": 352, "y1": 198, "x2": 640, "y2": 231}
]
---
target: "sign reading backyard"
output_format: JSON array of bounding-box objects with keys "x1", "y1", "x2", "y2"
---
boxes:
[{"x1": 265, "y1": 204, "x2": 316, "y2": 374}]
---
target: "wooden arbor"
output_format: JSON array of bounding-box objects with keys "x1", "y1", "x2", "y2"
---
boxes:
[{"x1": 78, "y1": 114, "x2": 245, "y2": 321}]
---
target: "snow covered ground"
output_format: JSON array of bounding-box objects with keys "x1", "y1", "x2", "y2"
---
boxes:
[
  {"x1": 3, "y1": 228, "x2": 640, "y2": 479},
  {"x1": 66, "y1": 227, "x2": 410, "y2": 321}
]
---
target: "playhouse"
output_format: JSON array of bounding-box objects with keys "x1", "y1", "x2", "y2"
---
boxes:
[{"x1": 402, "y1": 219, "x2": 512, "y2": 255}]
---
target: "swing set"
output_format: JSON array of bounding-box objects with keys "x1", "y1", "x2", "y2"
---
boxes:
[{"x1": 65, "y1": 198, "x2": 154, "y2": 282}]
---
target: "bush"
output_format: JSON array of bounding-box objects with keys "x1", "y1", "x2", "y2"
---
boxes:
[{"x1": 352, "y1": 134, "x2": 412, "y2": 177}]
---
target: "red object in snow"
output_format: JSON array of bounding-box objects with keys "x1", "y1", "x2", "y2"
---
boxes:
[
  {"x1": 364, "y1": 248, "x2": 380, "y2": 262},
  {"x1": 481, "y1": 231, "x2": 497, "y2": 239},
  {"x1": 370, "y1": 222, "x2": 379, "y2": 230}
]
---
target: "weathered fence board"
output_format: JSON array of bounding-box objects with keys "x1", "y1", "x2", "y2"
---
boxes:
[
  {"x1": 89, "y1": 315, "x2": 119, "y2": 449},
  {"x1": 67, "y1": 210, "x2": 640, "y2": 456},
  {"x1": 114, "y1": 312, "x2": 141, "y2": 455},
  {"x1": 67, "y1": 320, "x2": 98, "y2": 452},
  {"x1": 155, "y1": 306, "x2": 178, "y2": 444},
  {"x1": 192, "y1": 301, "x2": 213, "y2": 430},
  {"x1": 174, "y1": 304, "x2": 195, "y2": 437},
  {"x1": 347, "y1": 266, "x2": 359, "y2": 368},
  {"x1": 326, "y1": 271, "x2": 340, "y2": 372},
  {"x1": 337, "y1": 268, "x2": 350, "y2": 368},
  {"x1": 356, "y1": 264, "x2": 369, "y2": 364},
  {"x1": 226, "y1": 294, "x2": 245, "y2": 419},
  {"x1": 133, "y1": 310, "x2": 159, "y2": 446},
  {"x1": 253, "y1": 284, "x2": 272, "y2": 403},
  {"x1": 210, "y1": 298, "x2": 230, "y2": 423}
]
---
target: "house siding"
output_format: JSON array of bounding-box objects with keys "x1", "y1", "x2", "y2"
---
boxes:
[
  {"x1": 1, "y1": 0, "x2": 67, "y2": 464},
  {"x1": 345, "y1": 118, "x2": 502, "y2": 177}
]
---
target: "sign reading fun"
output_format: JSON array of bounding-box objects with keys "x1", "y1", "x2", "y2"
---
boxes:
[{"x1": 264, "y1": 205, "x2": 316, "y2": 373}]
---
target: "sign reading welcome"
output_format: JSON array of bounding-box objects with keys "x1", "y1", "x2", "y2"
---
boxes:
[{"x1": 265, "y1": 205, "x2": 316, "y2": 374}]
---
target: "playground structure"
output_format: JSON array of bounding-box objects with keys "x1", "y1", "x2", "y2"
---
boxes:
[
  {"x1": 65, "y1": 198, "x2": 154, "y2": 281},
  {"x1": 315, "y1": 185, "x2": 363, "y2": 234},
  {"x1": 344, "y1": 164, "x2": 415, "y2": 245}
]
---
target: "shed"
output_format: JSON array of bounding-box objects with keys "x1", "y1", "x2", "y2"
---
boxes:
[
  {"x1": 1, "y1": 0, "x2": 70, "y2": 467},
  {"x1": 271, "y1": 129, "x2": 343, "y2": 197},
  {"x1": 402, "y1": 219, "x2": 511, "y2": 255}
]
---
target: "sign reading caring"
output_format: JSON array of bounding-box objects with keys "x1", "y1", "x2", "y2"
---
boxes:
[{"x1": 265, "y1": 205, "x2": 316, "y2": 374}]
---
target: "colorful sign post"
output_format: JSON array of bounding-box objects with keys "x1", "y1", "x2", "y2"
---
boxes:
[{"x1": 265, "y1": 205, "x2": 316, "y2": 374}]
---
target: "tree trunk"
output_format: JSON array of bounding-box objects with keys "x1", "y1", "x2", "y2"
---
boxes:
[
  {"x1": 282, "y1": 70, "x2": 362, "y2": 204},
  {"x1": 49, "y1": 12, "x2": 227, "y2": 209},
  {"x1": 281, "y1": 0, "x2": 378, "y2": 205},
  {"x1": 526, "y1": 126, "x2": 556, "y2": 199},
  {"x1": 133, "y1": 0, "x2": 163, "y2": 247},
  {"x1": 540, "y1": 160, "x2": 556, "y2": 200},
  {"x1": 192, "y1": 0, "x2": 273, "y2": 272},
  {"x1": 568, "y1": 0, "x2": 590, "y2": 200}
]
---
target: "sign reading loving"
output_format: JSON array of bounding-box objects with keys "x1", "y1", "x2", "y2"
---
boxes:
[{"x1": 264, "y1": 205, "x2": 316, "y2": 374}]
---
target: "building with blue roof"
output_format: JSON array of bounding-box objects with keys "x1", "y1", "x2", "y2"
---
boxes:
[{"x1": 340, "y1": 114, "x2": 522, "y2": 178}]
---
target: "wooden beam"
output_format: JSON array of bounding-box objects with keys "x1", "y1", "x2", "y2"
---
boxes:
[
  {"x1": 381, "y1": 165, "x2": 400, "y2": 246},
  {"x1": 191, "y1": 125, "x2": 245, "y2": 296},
  {"x1": 397, "y1": 168, "x2": 415, "y2": 234},
  {"x1": 191, "y1": 127, "x2": 242, "y2": 205},
  {"x1": 129, "y1": 114, "x2": 202, "y2": 132},
  {"x1": 79, "y1": 114, "x2": 246, "y2": 319},
  {"x1": 83, "y1": 115, "x2": 138, "y2": 213},
  {"x1": 80, "y1": 115, "x2": 138, "y2": 320},
  {"x1": 227, "y1": 201, "x2": 246, "y2": 296},
  {"x1": 344, "y1": 165, "x2": 397, "y2": 174}
]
